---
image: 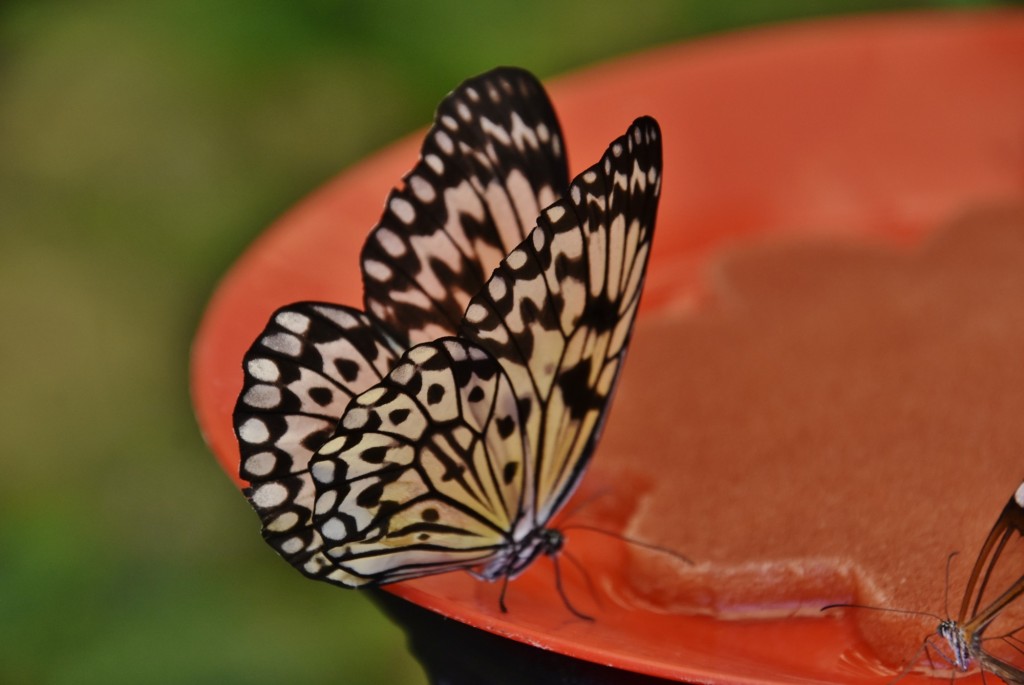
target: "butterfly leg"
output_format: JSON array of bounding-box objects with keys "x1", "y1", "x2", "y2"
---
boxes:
[
  {"x1": 498, "y1": 573, "x2": 511, "y2": 614},
  {"x1": 921, "y1": 635, "x2": 962, "y2": 683},
  {"x1": 562, "y1": 548, "x2": 601, "y2": 610},
  {"x1": 551, "y1": 554, "x2": 594, "y2": 622}
]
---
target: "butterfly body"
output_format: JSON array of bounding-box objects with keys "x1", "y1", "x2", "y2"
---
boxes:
[
  {"x1": 942, "y1": 480, "x2": 1024, "y2": 683},
  {"x1": 936, "y1": 618, "x2": 972, "y2": 673},
  {"x1": 469, "y1": 528, "x2": 563, "y2": 583}
]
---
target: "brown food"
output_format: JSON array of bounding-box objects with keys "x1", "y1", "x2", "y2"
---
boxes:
[{"x1": 592, "y1": 203, "x2": 1024, "y2": 666}]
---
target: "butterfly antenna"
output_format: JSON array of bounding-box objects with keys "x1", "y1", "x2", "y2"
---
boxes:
[
  {"x1": 559, "y1": 489, "x2": 609, "y2": 523},
  {"x1": 551, "y1": 553, "x2": 594, "y2": 621},
  {"x1": 820, "y1": 603, "x2": 944, "y2": 622},
  {"x1": 562, "y1": 547, "x2": 602, "y2": 609},
  {"x1": 943, "y1": 551, "x2": 959, "y2": 619},
  {"x1": 561, "y1": 523, "x2": 693, "y2": 566}
]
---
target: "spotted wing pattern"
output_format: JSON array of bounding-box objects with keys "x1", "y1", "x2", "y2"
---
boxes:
[
  {"x1": 462, "y1": 117, "x2": 663, "y2": 525},
  {"x1": 234, "y1": 304, "x2": 399, "y2": 575},
  {"x1": 311, "y1": 338, "x2": 526, "y2": 585},
  {"x1": 234, "y1": 67, "x2": 567, "y2": 580},
  {"x1": 307, "y1": 117, "x2": 662, "y2": 586},
  {"x1": 362, "y1": 67, "x2": 568, "y2": 348}
]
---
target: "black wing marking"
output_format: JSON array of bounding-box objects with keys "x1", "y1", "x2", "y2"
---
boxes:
[
  {"x1": 303, "y1": 118, "x2": 663, "y2": 585},
  {"x1": 309, "y1": 338, "x2": 523, "y2": 585},
  {"x1": 233, "y1": 303, "x2": 398, "y2": 579},
  {"x1": 362, "y1": 67, "x2": 569, "y2": 348},
  {"x1": 234, "y1": 68, "x2": 567, "y2": 581},
  {"x1": 460, "y1": 117, "x2": 663, "y2": 525}
]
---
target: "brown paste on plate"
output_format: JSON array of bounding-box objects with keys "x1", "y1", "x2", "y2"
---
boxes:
[{"x1": 592, "y1": 203, "x2": 1024, "y2": 665}]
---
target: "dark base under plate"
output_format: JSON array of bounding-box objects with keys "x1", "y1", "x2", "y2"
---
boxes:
[{"x1": 370, "y1": 590, "x2": 680, "y2": 685}]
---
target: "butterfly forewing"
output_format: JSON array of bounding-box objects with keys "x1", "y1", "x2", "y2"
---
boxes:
[
  {"x1": 308, "y1": 117, "x2": 663, "y2": 587},
  {"x1": 233, "y1": 303, "x2": 399, "y2": 575},
  {"x1": 361, "y1": 67, "x2": 569, "y2": 348},
  {"x1": 461, "y1": 117, "x2": 663, "y2": 524}
]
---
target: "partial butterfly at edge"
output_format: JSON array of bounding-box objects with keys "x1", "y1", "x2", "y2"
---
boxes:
[
  {"x1": 937, "y1": 479, "x2": 1024, "y2": 683},
  {"x1": 825, "y1": 479, "x2": 1024, "y2": 683}
]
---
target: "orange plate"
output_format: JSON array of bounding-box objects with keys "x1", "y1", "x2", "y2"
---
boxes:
[{"x1": 191, "y1": 11, "x2": 1024, "y2": 684}]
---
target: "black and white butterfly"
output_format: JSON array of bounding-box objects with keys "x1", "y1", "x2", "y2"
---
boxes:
[
  {"x1": 234, "y1": 67, "x2": 567, "y2": 576},
  {"x1": 932, "y1": 480, "x2": 1024, "y2": 683},
  {"x1": 826, "y1": 480, "x2": 1024, "y2": 683},
  {"x1": 233, "y1": 66, "x2": 663, "y2": 610}
]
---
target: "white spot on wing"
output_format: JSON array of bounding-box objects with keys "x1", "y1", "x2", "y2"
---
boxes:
[
  {"x1": 251, "y1": 482, "x2": 288, "y2": 508},
  {"x1": 322, "y1": 517, "x2": 347, "y2": 540},
  {"x1": 489, "y1": 276, "x2": 508, "y2": 301},
  {"x1": 409, "y1": 175, "x2": 436, "y2": 203},
  {"x1": 506, "y1": 249, "x2": 527, "y2": 270},
  {"x1": 276, "y1": 311, "x2": 310, "y2": 334},
  {"x1": 244, "y1": 452, "x2": 277, "y2": 477},
  {"x1": 435, "y1": 130, "x2": 454, "y2": 154},
  {"x1": 363, "y1": 260, "x2": 393, "y2": 282},
  {"x1": 313, "y1": 306, "x2": 361, "y2": 329},
  {"x1": 389, "y1": 197, "x2": 416, "y2": 225},
  {"x1": 311, "y1": 460, "x2": 336, "y2": 483},
  {"x1": 239, "y1": 418, "x2": 270, "y2": 444},
  {"x1": 280, "y1": 537, "x2": 304, "y2": 554},
  {"x1": 267, "y1": 511, "x2": 299, "y2": 532},
  {"x1": 425, "y1": 154, "x2": 444, "y2": 174},
  {"x1": 262, "y1": 332, "x2": 302, "y2": 357},
  {"x1": 374, "y1": 227, "x2": 407, "y2": 257},
  {"x1": 343, "y1": 407, "x2": 369, "y2": 429},
  {"x1": 464, "y1": 303, "x2": 487, "y2": 324},
  {"x1": 244, "y1": 384, "x2": 282, "y2": 409},
  {"x1": 1015, "y1": 481, "x2": 1024, "y2": 508},
  {"x1": 247, "y1": 358, "x2": 280, "y2": 383}
]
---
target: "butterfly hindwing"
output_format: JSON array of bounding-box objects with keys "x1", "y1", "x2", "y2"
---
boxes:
[
  {"x1": 308, "y1": 117, "x2": 663, "y2": 585},
  {"x1": 234, "y1": 303, "x2": 399, "y2": 575},
  {"x1": 362, "y1": 67, "x2": 569, "y2": 348},
  {"x1": 309, "y1": 338, "x2": 527, "y2": 585}
]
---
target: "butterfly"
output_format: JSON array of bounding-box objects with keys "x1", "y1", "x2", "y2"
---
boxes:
[
  {"x1": 305, "y1": 117, "x2": 661, "y2": 612},
  {"x1": 825, "y1": 479, "x2": 1024, "y2": 683},
  {"x1": 233, "y1": 66, "x2": 663, "y2": 612},
  {"x1": 933, "y1": 479, "x2": 1024, "y2": 683},
  {"x1": 234, "y1": 67, "x2": 568, "y2": 576}
]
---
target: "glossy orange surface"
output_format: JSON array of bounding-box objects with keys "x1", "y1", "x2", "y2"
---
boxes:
[{"x1": 191, "y1": 11, "x2": 1024, "y2": 683}]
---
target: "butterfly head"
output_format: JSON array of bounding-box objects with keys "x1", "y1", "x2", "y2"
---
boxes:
[
  {"x1": 937, "y1": 618, "x2": 972, "y2": 672},
  {"x1": 540, "y1": 528, "x2": 565, "y2": 557}
]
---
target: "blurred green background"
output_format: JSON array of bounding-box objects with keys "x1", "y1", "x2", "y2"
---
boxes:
[{"x1": 0, "y1": 1, "x2": 1012, "y2": 683}]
